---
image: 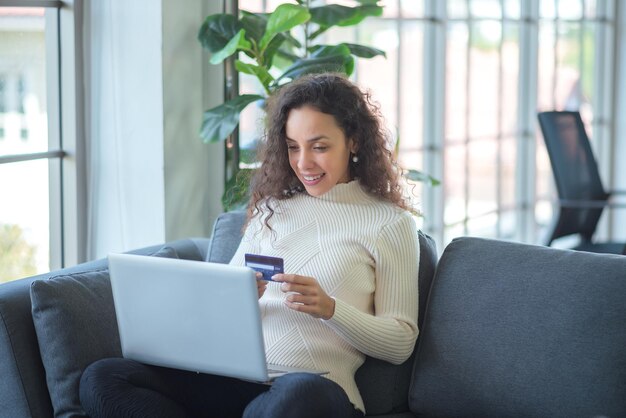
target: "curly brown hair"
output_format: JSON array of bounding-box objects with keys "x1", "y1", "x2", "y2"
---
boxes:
[{"x1": 248, "y1": 73, "x2": 411, "y2": 227}]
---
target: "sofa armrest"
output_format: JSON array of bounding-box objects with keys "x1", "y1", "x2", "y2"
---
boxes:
[{"x1": 0, "y1": 238, "x2": 209, "y2": 418}]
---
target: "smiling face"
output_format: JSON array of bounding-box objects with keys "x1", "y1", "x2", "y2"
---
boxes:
[{"x1": 285, "y1": 105, "x2": 355, "y2": 197}]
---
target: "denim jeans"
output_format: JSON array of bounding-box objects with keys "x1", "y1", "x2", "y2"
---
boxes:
[{"x1": 79, "y1": 358, "x2": 364, "y2": 418}]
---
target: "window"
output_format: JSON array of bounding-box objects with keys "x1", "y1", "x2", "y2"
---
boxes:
[
  {"x1": 0, "y1": 1, "x2": 84, "y2": 283},
  {"x1": 235, "y1": 0, "x2": 616, "y2": 251}
]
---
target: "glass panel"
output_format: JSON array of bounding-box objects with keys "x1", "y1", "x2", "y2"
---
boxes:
[
  {"x1": 584, "y1": 0, "x2": 598, "y2": 18},
  {"x1": 500, "y1": 136, "x2": 516, "y2": 208},
  {"x1": 0, "y1": 159, "x2": 50, "y2": 283},
  {"x1": 467, "y1": 212, "x2": 497, "y2": 238},
  {"x1": 558, "y1": 0, "x2": 583, "y2": 19},
  {"x1": 381, "y1": 0, "x2": 400, "y2": 18},
  {"x1": 555, "y1": 22, "x2": 583, "y2": 110},
  {"x1": 468, "y1": 21, "x2": 501, "y2": 139},
  {"x1": 0, "y1": 7, "x2": 48, "y2": 155},
  {"x1": 237, "y1": 0, "x2": 266, "y2": 13},
  {"x1": 444, "y1": 143, "x2": 466, "y2": 225},
  {"x1": 537, "y1": 21, "x2": 557, "y2": 110},
  {"x1": 399, "y1": 21, "x2": 424, "y2": 153},
  {"x1": 535, "y1": 133, "x2": 554, "y2": 201},
  {"x1": 469, "y1": 0, "x2": 502, "y2": 19},
  {"x1": 534, "y1": 199, "x2": 554, "y2": 240},
  {"x1": 503, "y1": 0, "x2": 520, "y2": 19},
  {"x1": 468, "y1": 139, "x2": 497, "y2": 217},
  {"x1": 446, "y1": 22, "x2": 468, "y2": 142},
  {"x1": 540, "y1": 0, "x2": 556, "y2": 19},
  {"x1": 501, "y1": 22, "x2": 519, "y2": 135},
  {"x1": 499, "y1": 209, "x2": 517, "y2": 239},
  {"x1": 351, "y1": 19, "x2": 399, "y2": 132},
  {"x1": 400, "y1": 0, "x2": 424, "y2": 18},
  {"x1": 448, "y1": 0, "x2": 469, "y2": 19},
  {"x1": 444, "y1": 222, "x2": 465, "y2": 245}
]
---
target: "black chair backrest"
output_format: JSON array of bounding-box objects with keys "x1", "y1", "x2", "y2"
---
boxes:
[{"x1": 537, "y1": 111, "x2": 608, "y2": 243}]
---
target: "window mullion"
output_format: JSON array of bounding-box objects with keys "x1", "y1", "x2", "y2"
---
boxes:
[
  {"x1": 422, "y1": 0, "x2": 446, "y2": 251},
  {"x1": 516, "y1": 0, "x2": 539, "y2": 244}
]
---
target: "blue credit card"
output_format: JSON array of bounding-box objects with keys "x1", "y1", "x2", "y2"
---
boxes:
[{"x1": 244, "y1": 253, "x2": 284, "y2": 281}]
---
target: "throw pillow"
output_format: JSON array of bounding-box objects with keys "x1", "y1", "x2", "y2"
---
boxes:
[{"x1": 30, "y1": 246, "x2": 178, "y2": 418}]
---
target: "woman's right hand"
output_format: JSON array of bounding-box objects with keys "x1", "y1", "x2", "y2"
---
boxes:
[{"x1": 256, "y1": 272, "x2": 268, "y2": 299}]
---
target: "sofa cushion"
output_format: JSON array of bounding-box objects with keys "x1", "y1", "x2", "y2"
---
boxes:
[
  {"x1": 409, "y1": 237, "x2": 626, "y2": 418},
  {"x1": 206, "y1": 210, "x2": 247, "y2": 263},
  {"x1": 30, "y1": 246, "x2": 178, "y2": 418}
]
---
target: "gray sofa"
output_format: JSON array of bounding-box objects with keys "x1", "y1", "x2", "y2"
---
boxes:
[{"x1": 1, "y1": 211, "x2": 624, "y2": 418}]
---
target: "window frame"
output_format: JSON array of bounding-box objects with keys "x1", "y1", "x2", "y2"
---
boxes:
[
  {"x1": 233, "y1": 0, "x2": 618, "y2": 251},
  {"x1": 0, "y1": 0, "x2": 85, "y2": 271}
]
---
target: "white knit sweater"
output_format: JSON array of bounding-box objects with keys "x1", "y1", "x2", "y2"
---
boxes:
[{"x1": 230, "y1": 181, "x2": 420, "y2": 413}]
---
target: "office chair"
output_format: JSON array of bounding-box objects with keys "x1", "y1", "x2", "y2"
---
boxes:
[{"x1": 537, "y1": 110, "x2": 626, "y2": 254}]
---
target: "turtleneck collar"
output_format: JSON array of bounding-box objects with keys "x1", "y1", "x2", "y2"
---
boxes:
[{"x1": 308, "y1": 180, "x2": 370, "y2": 203}]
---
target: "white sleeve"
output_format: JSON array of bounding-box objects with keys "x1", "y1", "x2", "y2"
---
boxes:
[{"x1": 323, "y1": 213, "x2": 420, "y2": 364}]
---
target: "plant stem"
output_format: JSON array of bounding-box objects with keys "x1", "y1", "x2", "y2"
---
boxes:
[{"x1": 304, "y1": 0, "x2": 310, "y2": 57}]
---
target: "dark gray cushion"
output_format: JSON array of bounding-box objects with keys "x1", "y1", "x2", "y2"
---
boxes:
[
  {"x1": 30, "y1": 246, "x2": 178, "y2": 418},
  {"x1": 409, "y1": 237, "x2": 626, "y2": 418},
  {"x1": 206, "y1": 210, "x2": 247, "y2": 263},
  {"x1": 356, "y1": 230, "x2": 437, "y2": 416}
]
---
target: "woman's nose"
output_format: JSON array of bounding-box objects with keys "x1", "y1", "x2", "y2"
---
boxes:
[{"x1": 297, "y1": 149, "x2": 313, "y2": 169}]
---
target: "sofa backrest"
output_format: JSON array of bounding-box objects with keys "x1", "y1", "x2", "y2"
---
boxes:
[
  {"x1": 208, "y1": 210, "x2": 438, "y2": 416},
  {"x1": 409, "y1": 237, "x2": 626, "y2": 418}
]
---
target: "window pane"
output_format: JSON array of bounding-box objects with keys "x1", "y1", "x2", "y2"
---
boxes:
[
  {"x1": 448, "y1": 0, "x2": 469, "y2": 19},
  {"x1": 0, "y1": 159, "x2": 50, "y2": 282},
  {"x1": 467, "y1": 212, "x2": 497, "y2": 238},
  {"x1": 468, "y1": 21, "x2": 501, "y2": 138},
  {"x1": 446, "y1": 22, "x2": 468, "y2": 142},
  {"x1": 501, "y1": 22, "x2": 519, "y2": 136},
  {"x1": 469, "y1": 0, "x2": 502, "y2": 19},
  {"x1": 468, "y1": 139, "x2": 497, "y2": 217},
  {"x1": 558, "y1": 0, "x2": 583, "y2": 19},
  {"x1": 0, "y1": 7, "x2": 49, "y2": 155},
  {"x1": 501, "y1": 136, "x2": 517, "y2": 208},
  {"x1": 444, "y1": 143, "x2": 466, "y2": 225},
  {"x1": 399, "y1": 21, "x2": 424, "y2": 154}
]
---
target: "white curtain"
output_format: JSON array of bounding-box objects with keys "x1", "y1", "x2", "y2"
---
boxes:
[{"x1": 86, "y1": 0, "x2": 165, "y2": 259}]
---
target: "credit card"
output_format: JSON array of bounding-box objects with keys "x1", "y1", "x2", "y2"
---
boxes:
[{"x1": 244, "y1": 253, "x2": 284, "y2": 281}]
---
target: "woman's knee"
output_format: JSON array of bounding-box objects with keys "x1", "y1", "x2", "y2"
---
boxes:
[{"x1": 244, "y1": 373, "x2": 356, "y2": 418}]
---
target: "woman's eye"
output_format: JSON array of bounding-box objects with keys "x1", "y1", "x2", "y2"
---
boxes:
[
  {"x1": 287, "y1": 146, "x2": 299, "y2": 151},
  {"x1": 313, "y1": 146, "x2": 328, "y2": 151}
]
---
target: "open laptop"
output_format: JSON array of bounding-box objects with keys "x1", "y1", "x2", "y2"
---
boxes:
[{"x1": 108, "y1": 253, "x2": 326, "y2": 383}]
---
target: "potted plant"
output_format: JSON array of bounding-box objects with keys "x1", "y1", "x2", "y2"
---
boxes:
[{"x1": 198, "y1": 0, "x2": 437, "y2": 210}]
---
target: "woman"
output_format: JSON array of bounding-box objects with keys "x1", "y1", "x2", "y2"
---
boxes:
[{"x1": 80, "y1": 73, "x2": 420, "y2": 418}]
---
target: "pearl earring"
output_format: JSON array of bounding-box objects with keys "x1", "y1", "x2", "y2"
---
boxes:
[{"x1": 352, "y1": 154, "x2": 359, "y2": 163}]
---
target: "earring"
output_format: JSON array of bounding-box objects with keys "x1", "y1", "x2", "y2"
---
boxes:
[{"x1": 352, "y1": 154, "x2": 359, "y2": 163}]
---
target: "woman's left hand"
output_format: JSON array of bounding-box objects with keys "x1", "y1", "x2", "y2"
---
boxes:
[{"x1": 272, "y1": 274, "x2": 335, "y2": 320}]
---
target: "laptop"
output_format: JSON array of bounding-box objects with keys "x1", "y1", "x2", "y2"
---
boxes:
[{"x1": 108, "y1": 253, "x2": 326, "y2": 383}]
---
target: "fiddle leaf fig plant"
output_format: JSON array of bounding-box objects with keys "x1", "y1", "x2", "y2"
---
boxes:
[
  {"x1": 197, "y1": 0, "x2": 385, "y2": 145},
  {"x1": 198, "y1": 1, "x2": 437, "y2": 211}
]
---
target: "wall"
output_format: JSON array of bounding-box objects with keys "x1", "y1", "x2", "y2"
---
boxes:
[{"x1": 162, "y1": 0, "x2": 224, "y2": 241}]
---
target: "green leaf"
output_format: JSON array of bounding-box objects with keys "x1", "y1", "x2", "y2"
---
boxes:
[
  {"x1": 342, "y1": 43, "x2": 386, "y2": 58},
  {"x1": 240, "y1": 10, "x2": 301, "y2": 66},
  {"x1": 309, "y1": 5, "x2": 383, "y2": 35},
  {"x1": 235, "y1": 60, "x2": 274, "y2": 92},
  {"x1": 200, "y1": 94, "x2": 264, "y2": 143},
  {"x1": 276, "y1": 53, "x2": 354, "y2": 83},
  {"x1": 405, "y1": 169, "x2": 441, "y2": 187},
  {"x1": 197, "y1": 14, "x2": 242, "y2": 53},
  {"x1": 222, "y1": 168, "x2": 255, "y2": 211},
  {"x1": 259, "y1": 4, "x2": 310, "y2": 51},
  {"x1": 355, "y1": 0, "x2": 383, "y2": 5},
  {"x1": 209, "y1": 29, "x2": 251, "y2": 65},
  {"x1": 309, "y1": 43, "x2": 386, "y2": 59},
  {"x1": 240, "y1": 12, "x2": 265, "y2": 45}
]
